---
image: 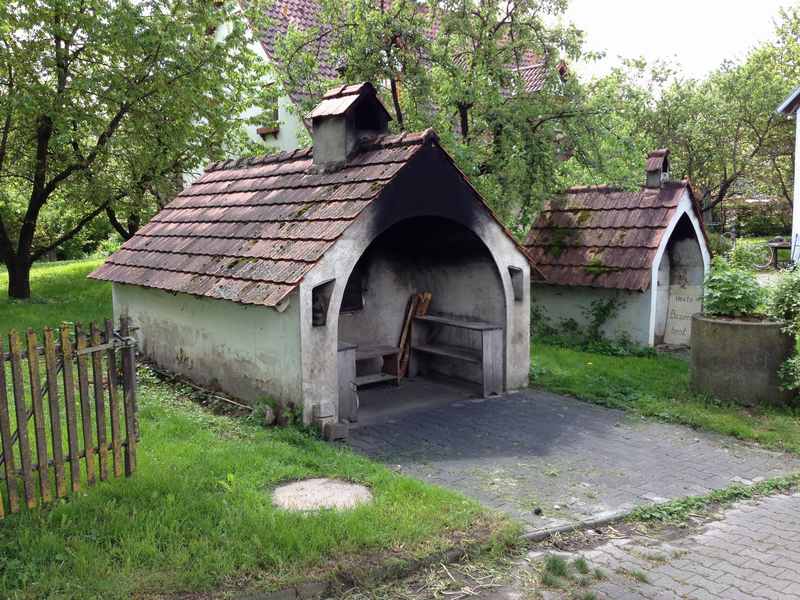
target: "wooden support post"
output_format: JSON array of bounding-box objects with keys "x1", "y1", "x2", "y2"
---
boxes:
[
  {"x1": 120, "y1": 317, "x2": 137, "y2": 476},
  {"x1": 90, "y1": 323, "x2": 109, "y2": 481}
]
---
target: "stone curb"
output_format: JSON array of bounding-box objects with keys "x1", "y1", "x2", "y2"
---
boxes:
[
  {"x1": 522, "y1": 508, "x2": 633, "y2": 543},
  {"x1": 238, "y1": 510, "x2": 636, "y2": 599},
  {"x1": 232, "y1": 542, "x2": 482, "y2": 600}
]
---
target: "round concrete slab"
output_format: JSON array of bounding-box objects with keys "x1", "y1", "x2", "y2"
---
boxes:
[{"x1": 272, "y1": 478, "x2": 372, "y2": 511}]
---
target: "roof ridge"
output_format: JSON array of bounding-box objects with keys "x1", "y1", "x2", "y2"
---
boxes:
[
  {"x1": 205, "y1": 147, "x2": 313, "y2": 173},
  {"x1": 564, "y1": 184, "x2": 625, "y2": 193},
  {"x1": 204, "y1": 128, "x2": 438, "y2": 174}
]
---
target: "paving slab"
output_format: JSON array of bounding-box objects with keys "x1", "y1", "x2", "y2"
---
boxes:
[
  {"x1": 520, "y1": 493, "x2": 800, "y2": 600},
  {"x1": 349, "y1": 385, "x2": 800, "y2": 532}
]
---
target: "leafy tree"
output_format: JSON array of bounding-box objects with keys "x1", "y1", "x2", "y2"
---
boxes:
[
  {"x1": 572, "y1": 7, "x2": 800, "y2": 214},
  {"x1": 271, "y1": 0, "x2": 593, "y2": 230},
  {"x1": 0, "y1": 0, "x2": 271, "y2": 299}
]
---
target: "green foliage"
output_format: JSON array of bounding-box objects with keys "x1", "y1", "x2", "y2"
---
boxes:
[
  {"x1": 0, "y1": 0, "x2": 275, "y2": 297},
  {"x1": 583, "y1": 298, "x2": 620, "y2": 341},
  {"x1": 544, "y1": 554, "x2": 570, "y2": 578},
  {"x1": 0, "y1": 259, "x2": 110, "y2": 337},
  {"x1": 629, "y1": 474, "x2": 800, "y2": 524},
  {"x1": 727, "y1": 240, "x2": 771, "y2": 271},
  {"x1": 706, "y1": 232, "x2": 734, "y2": 257},
  {"x1": 531, "y1": 342, "x2": 800, "y2": 453},
  {"x1": 767, "y1": 269, "x2": 800, "y2": 335},
  {"x1": 271, "y1": 0, "x2": 592, "y2": 230},
  {"x1": 702, "y1": 258, "x2": 763, "y2": 317},
  {"x1": 766, "y1": 270, "x2": 800, "y2": 391},
  {"x1": 731, "y1": 203, "x2": 791, "y2": 237},
  {"x1": 531, "y1": 299, "x2": 655, "y2": 358}
]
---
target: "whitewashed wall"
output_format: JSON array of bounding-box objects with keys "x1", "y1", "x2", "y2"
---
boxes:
[{"x1": 112, "y1": 284, "x2": 304, "y2": 405}]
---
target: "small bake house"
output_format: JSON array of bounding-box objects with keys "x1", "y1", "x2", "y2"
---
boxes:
[
  {"x1": 90, "y1": 83, "x2": 532, "y2": 428},
  {"x1": 526, "y1": 149, "x2": 711, "y2": 347}
]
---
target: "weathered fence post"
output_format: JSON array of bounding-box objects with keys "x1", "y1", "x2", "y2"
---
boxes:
[
  {"x1": 0, "y1": 338, "x2": 16, "y2": 515},
  {"x1": 43, "y1": 327, "x2": 67, "y2": 498},
  {"x1": 105, "y1": 319, "x2": 123, "y2": 478},
  {"x1": 59, "y1": 325, "x2": 81, "y2": 493},
  {"x1": 8, "y1": 331, "x2": 36, "y2": 508},
  {"x1": 120, "y1": 317, "x2": 138, "y2": 476}
]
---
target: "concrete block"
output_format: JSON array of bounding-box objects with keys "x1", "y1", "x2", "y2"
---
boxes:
[
  {"x1": 313, "y1": 401, "x2": 335, "y2": 421},
  {"x1": 323, "y1": 422, "x2": 349, "y2": 441}
]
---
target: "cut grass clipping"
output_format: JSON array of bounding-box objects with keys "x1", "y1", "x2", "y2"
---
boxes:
[
  {"x1": 532, "y1": 341, "x2": 800, "y2": 454},
  {"x1": 629, "y1": 473, "x2": 800, "y2": 524}
]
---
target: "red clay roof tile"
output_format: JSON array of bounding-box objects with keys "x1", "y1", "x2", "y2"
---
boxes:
[
  {"x1": 91, "y1": 130, "x2": 433, "y2": 306},
  {"x1": 525, "y1": 181, "x2": 694, "y2": 292}
]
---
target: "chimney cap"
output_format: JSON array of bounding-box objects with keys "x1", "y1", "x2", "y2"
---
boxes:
[
  {"x1": 306, "y1": 82, "x2": 392, "y2": 122},
  {"x1": 645, "y1": 148, "x2": 670, "y2": 174}
]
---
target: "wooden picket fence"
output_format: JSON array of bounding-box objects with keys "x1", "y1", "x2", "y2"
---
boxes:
[{"x1": 0, "y1": 317, "x2": 138, "y2": 517}]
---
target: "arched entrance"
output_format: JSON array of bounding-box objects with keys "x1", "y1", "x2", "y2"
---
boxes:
[
  {"x1": 335, "y1": 216, "x2": 507, "y2": 422},
  {"x1": 654, "y1": 214, "x2": 706, "y2": 346}
]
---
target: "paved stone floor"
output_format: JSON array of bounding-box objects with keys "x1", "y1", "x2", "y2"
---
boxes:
[
  {"x1": 513, "y1": 493, "x2": 800, "y2": 600},
  {"x1": 349, "y1": 385, "x2": 800, "y2": 532}
]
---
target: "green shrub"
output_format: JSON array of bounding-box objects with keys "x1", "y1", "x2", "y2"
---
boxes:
[
  {"x1": 767, "y1": 269, "x2": 800, "y2": 336},
  {"x1": 767, "y1": 270, "x2": 800, "y2": 392},
  {"x1": 703, "y1": 258, "x2": 763, "y2": 317},
  {"x1": 727, "y1": 239, "x2": 771, "y2": 271},
  {"x1": 706, "y1": 232, "x2": 733, "y2": 256}
]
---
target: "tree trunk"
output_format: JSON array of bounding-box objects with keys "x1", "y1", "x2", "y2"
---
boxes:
[
  {"x1": 6, "y1": 258, "x2": 32, "y2": 300},
  {"x1": 457, "y1": 103, "x2": 470, "y2": 141}
]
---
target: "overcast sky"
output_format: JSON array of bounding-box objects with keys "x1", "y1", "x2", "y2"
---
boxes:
[{"x1": 563, "y1": 0, "x2": 798, "y2": 80}]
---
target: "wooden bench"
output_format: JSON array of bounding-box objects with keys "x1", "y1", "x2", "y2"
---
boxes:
[
  {"x1": 411, "y1": 314, "x2": 503, "y2": 397},
  {"x1": 354, "y1": 344, "x2": 401, "y2": 387}
]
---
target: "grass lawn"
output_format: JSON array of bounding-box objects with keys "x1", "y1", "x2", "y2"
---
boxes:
[
  {"x1": 0, "y1": 261, "x2": 505, "y2": 599},
  {"x1": 0, "y1": 259, "x2": 110, "y2": 335},
  {"x1": 532, "y1": 341, "x2": 800, "y2": 454}
]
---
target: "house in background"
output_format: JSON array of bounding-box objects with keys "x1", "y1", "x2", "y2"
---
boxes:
[
  {"x1": 777, "y1": 86, "x2": 800, "y2": 261},
  {"x1": 90, "y1": 83, "x2": 532, "y2": 430},
  {"x1": 238, "y1": 0, "x2": 555, "y2": 153},
  {"x1": 525, "y1": 149, "x2": 711, "y2": 347}
]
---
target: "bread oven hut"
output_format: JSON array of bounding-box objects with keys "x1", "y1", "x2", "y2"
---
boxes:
[
  {"x1": 526, "y1": 150, "x2": 711, "y2": 347},
  {"x1": 90, "y1": 83, "x2": 532, "y2": 429}
]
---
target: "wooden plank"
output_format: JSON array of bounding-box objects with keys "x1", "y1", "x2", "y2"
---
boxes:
[
  {"x1": 354, "y1": 373, "x2": 398, "y2": 387},
  {"x1": 90, "y1": 323, "x2": 109, "y2": 482},
  {"x1": 414, "y1": 314, "x2": 501, "y2": 331},
  {"x1": 396, "y1": 294, "x2": 419, "y2": 378},
  {"x1": 43, "y1": 328, "x2": 67, "y2": 498},
  {"x1": 9, "y1": 331, "x2": 36, "y2": 508},
  {"x1": 411, "y1": 343, "x2": 482, "y2": 363},
  {"x1": 60, "y1": 326, "x2": 81, "y2": 492},
  {"x1": 0, "y1": 339, "x2": 18, "y2": 515},
  {"x1": 105, "y1": 320, "x2": 122, "y2": 478},
  {"x1": 120, "y1": 317, "x2": 137, "y2": 476},
  {"x1": 74, "y1": 324, "x2": 95, "y2": 485},
  {"x1": 481, "y1": 328, "x2": 503, "y2": 398},
  {"x1": 26, "y1": 329, "x2": 51, "y2": 503},
  {"x1": 355, "y1": 345, "x2": 401, "y2": 361}
]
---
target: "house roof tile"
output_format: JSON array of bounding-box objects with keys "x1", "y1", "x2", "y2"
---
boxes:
[
  {"x1": 525, "y1": 182, "x2": 697, "y2": 292},
  {"x1": 90, "y1": 129, "x2": 437, "y2": 306},
  {"x1": 92, "y1": 124, "x2": 535, "y2": 305}
]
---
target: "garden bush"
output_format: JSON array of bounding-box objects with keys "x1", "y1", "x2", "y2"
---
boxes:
[
  {"x1": 727, "y1": 239, "x2": 771, "y2": 271},
  {"x1": 767, "y1": 270, "x2": 800, "y2": 391},
  {"x1": 703, "y1": 257, "x2": 763, "y2": 317}
]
